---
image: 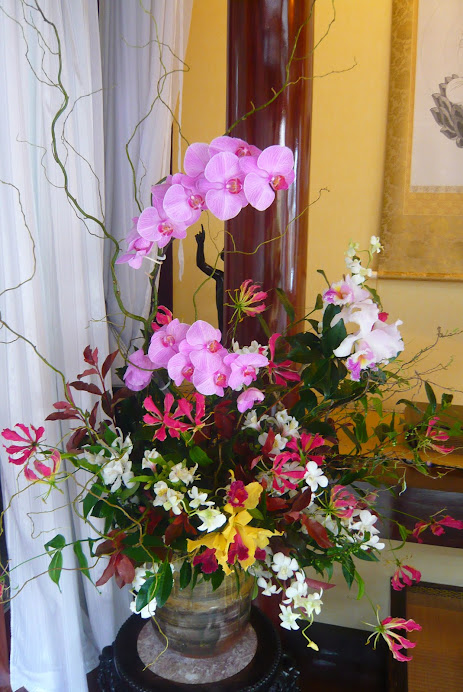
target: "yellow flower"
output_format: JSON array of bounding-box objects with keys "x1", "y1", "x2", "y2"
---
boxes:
[{"x1": 187, "y1": 481, "x2": 279, "y2": 574}]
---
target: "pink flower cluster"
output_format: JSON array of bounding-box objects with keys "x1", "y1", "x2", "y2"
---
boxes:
[
  {"x1": 117, "y1": 136, "x2": 295, "y2": 268},
  {"x1": 124, "y1": 308, "x2": 269, "y2": 412},
  {"x1": 323, "y1": 274, "x2": 404, "y2": 381},
  {"x1": 2, "y1": 424, "x2": 60, "y2": 481}
]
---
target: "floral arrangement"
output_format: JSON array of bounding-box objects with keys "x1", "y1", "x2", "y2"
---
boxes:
[{"x1": 2, "y1": 135, "x2": 463, "y2": 662}]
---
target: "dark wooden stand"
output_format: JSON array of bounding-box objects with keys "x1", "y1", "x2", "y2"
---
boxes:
[{"x1": 97, "y1": 606, "x2": 300, "y2": 691}]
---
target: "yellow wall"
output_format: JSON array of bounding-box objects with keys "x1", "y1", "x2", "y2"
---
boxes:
[{"x1": 176, "y1": 0, "x2": 463, "y2": 405}]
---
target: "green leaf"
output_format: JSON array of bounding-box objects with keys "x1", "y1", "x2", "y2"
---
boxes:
[
  {"x1": 441, "y1": 393, "x2": 453, "y2": 409},
  {"x1": 136, "y1": 575, "x2": 157, "y2": 612},
  {"x1": 211, "y1": 568, "x2": 225, "y2": 592},
  {"x1": 83, "y1": 484, "x2": 103, "y2": 519},
  {"x1": 48, "y1": 550, "x2": 63, "y2": 587},
  {"x1": 257, "y1": 313, "x2": 271, "y2": 338},
  {"x1": 119, "y1": 483, "x2": 140, "y2": 501},
  {"x1": 102, "y1": 424, "x2": 118, "y2": 446},
  {"x1": 354, "y1": 570, "x2": 365, "y2": 600},
  {"x1": 189, "y1": 445, "x2": 214, "y2": 467},
  {"x1": 275, "y1": 288, "x2": 295, "y2": 322},
  {"x1": 45, "y1": 534, "x2": 66, "y2": 552},
  {"x1": 179, "y1": 560, "x2": 192, "y2": 590},
  {"x1": 342, "y1": 556, "x2": 355, "y2": 588},
  {"x1": 248, "y1": 508, "x2": 264, "y2": 520},
  {"x1": 73, "y1": 542, "x2": 91, "y2": 581},
  {"x1": 372, "y1": 398, "x2": 383, "y2": 418},
  {"x1": 316, "y1": 268, "x2": 330, "y2": 286},
  {"x1": 131, "y1": 475, "x2": 156, "y2": 484},
  {"x1": 155, "y1": 562, "x2": 174, "y2": 608},
  {"x1": 354, "y1": 550, "x2": 379, "y2": 562},
  {"x1": 314, "y1": 294, "x2": 324, "y2": 311},
  {"x1": 425, "y1": 382, "x2": 437, "y2": 413},
  {"x1": 323, "y1": 319, "x2": 347, "y2": 354},
  {"x1": 322, "y1": 303, "x2": 341, "y2": 332},
  {"x1": 398, "y1": 524, "x2": 409, "y2": 543}
]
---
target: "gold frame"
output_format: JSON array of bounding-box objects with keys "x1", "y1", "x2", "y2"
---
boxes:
[{"x1": 379, "y1": 0, "x2": 463, "y2": 280}]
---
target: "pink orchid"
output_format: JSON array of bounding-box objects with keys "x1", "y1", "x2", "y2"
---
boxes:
[
  {"x1": 143, "y1": 393, "x2": 190, "y2": 441},
  {"x1": 241, "y1": 145, "x2": 295, "y2": 211},
  {"x1": 224, "y1": 352, "x2": 269, "y2": 391},
  {"x1": 227, "y1": 480, "x2": 249, "y2": 508},
  {"x1": 209, "y1": 135, "x2": 261, "y2": 159},
  {"x1": 163, "y1": 173, "x2": 206, "y2": 226},
  {"x1": 391, "y1": 564, "x2": 421, "y2": 591},
  {"x1": 148, "y1": 319, "x2": 190, "y2": 369},
  {"x1": 412, "y1": 514, "x2": 463, "y2": 542},
  {"x1": 167, "y1": 351, "x2": 195, "y2": 387},
  {"x1": 330, "y1": 485, "x2": 358, "y2": 519},
  {"x1": 193, "y1": 548, "x2": 219, "y2": 574},
  {"x1": 2, "y1": 424, "x2": 46, "y2": 465},
  {"x1": 346, "y1": 342, "x2": 377, "y2": 381},
  {"x1": 368, "y1": 616, "x2": 421, "y2": 662},
  {"x1": 202, "y1": 152, "x2": 248, "y2": 221},
  {"x1": 116, "y1": 217, "x2": 155, "y2": 269},
  {"x1": 323, "y1": 275, "x2": 369, "y2": 306},
  {"x1": 189, "y1": 350, "x2": 231, "y2": 397},
  {"x1": 237, "y1": 387, "x2": 265, "y2": 413},
  {"x1": 123, "y1": 349, "x2": 155, "y2": 391},
  {"x1": 183, "y1": 142, "x2": 211, "y2": 178},
  {"x1": 183, "y1": 320, "x2": 226, "y2": 356},
  {"x1": 267, "y1": 334, "x2": 301, "y2": 386},
  {"x1": 137, "y1": 204, "x2": 188, "y2": 249},
  {"x1": 425, "y1": 416, "x2": 454, "y2": 454}
]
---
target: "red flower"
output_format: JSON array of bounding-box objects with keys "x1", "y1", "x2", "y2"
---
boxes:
[
  {"x1": 330, "y1": 485, "x2": 358, "y2": 519},
  {"x1": 391, "y1": 564, "x2": 421, "y2": 591},
  {"x1": 412, "y1": 514, "x2": 463, "y2": 543},
  {"x1": 143, "y1": 393, "x2": 190, "y2": 441},
  {"x1": 193, "y1": 548, "x2": 219, "y2": 574},
  {"x1": 425, "y1": 416, "x2": 454, "y2": 454},
  {"x1": 151, "y1": 305, "x2": 173, "y2": 331},
  {"x1": 227, "y1": 480, "x2": 249, "y2": 508},
  {"x1": 267, "y1": 334, "x2": 300, "y2": 386},
  {"x1": 227, "y1": 532, "x2": 249, "y2": 565},
  {"x1": 228, "y1": 279, "x2": 268, "y2": 321},
  {"x1": 374, "y1": 616, "x2": 421, "y2": 662},
  {"x1": 2, "y1": 423, "x2": 45, "y2": 465}
]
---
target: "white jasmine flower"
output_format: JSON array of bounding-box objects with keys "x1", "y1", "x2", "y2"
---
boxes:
[
  {"x1": 188, "y1": 486, "x2": 213, "y2": 509},
  {"x1": 258, "y1": 431, "x2": 288, "y2": 455},
  {"x1": 100, "y1": 458, "x2": 135, "y2": 492},
  {"x1": 152, "y1": 480, "x2": 169, "y2": 508},
  {"x1": 130, "y1": 596, "x2": 157, "y2": 619},
  {"x1": 248, "y1": 563, "x2": 272, "y2": 579},
  {"x1": 257, "y1": 576, "x2": 282, "y2": 596},
  {"x1": 283, "y1": 572, "x2": 308, "y2": 604},
  {"x1": 345, "y1": 240, "x2": 359, "y2": 259},
  {"x1": 303, "y1": 461, "x2": 328, "y2": 492},
  {"x1": 142, "y1": 449, "x2": 161, "y2": 472},
  {"x1": 232, "y1": 339, "x2": 268, "y2": 357},
  {"x1": 299, "y1": 590, "x2": 323, "y2": 618},
  {"x1": 196, "y1": 508, "x2": 227, "y2": 532},
  {"x1": 271, "y1": 552, "x2": 299, "y2": 580},
  {"x1": 274, "y1": 410, "x2": 300, "y2": 439},
  {"x1": 169, "y1": 462, "x2": 197, "y2": 485},
  {"x1": 370, "y1": 236, "x2": 383, "y2": 254},
  {"x1": 165, "y1": 488, "x2": 184, "y2": 515},
  {"x1": 361, "y1": 534, "x2": 385, "y2": 551},
  {"x1": 279, "y1": 604, "x2": 300, "y2": 630},
  {"x1": 351, "y1": 510, "x2": 379, "y2": 534},
  {"x1": 131, "y1": 563, "x2": 159, "y2": 592}
]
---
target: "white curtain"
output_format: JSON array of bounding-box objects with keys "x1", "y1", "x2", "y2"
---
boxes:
[{"x1": 0, "y1": 1, "x2": 191, "y2": 691}]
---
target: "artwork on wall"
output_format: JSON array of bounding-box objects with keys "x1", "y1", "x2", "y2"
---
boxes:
[{"x1": 379, "y1": 0, "x2": 463, "y2": 280}]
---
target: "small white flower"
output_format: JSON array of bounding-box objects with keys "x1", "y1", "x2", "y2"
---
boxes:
[
  {"x1": 361, "y1": 534, "x2": 385, "y2": 551},
  {"x1": 165, "y1": 488, "x2": 184, "y2": 515},
  {"x1": 271, "y1": 552, "x2": 299, "y2": 581},
  {"x1": 299, "y1": 590, "x2": 323, "y2": 618},
  {"x1": 169, "y1": 462, "x2": 197, "y2": 486},
  {"x1": 232, "y1": 339, "x2": 268, "y2": 357},
  {"x1": 351, "y1": 510, "x2": 379, "y2": 534},
  {"x1": 258, "y1": 431, "x2": 288, "y2": 455},
  {"x1": 196, "y1": 508, "x2": 227, "y2": 533},
  {"x1": 142, "y1": 449, "x2": 161, "y2": 472},
  {"x1": 131, "y1": 563, "x2": 159, "y2": 592},
  {"x1": 345, "y1": 241, "x2": 359, "y2": 259},
  {"x1": 369, "y1": 236, "x2": 383, "y2": 254},
  {"x1": 283, "y1": 571, "x2": 308, "y2": 604},
  {"x1": 274, "y1": 410, "x2": 300, "y2": 439},
  {"x1": 303, "y1": 461, "x2": 328, "y2": 492},
  {"x1": 188, "y1": 486, "x2": 212, "y2": 509},
  {"x1": 130, "y1": 596, "x2": 157, "y2": 619},
  {"x1": 257, "y1": 577, "x2": 282, "y2": 596},
  {"x1": 279, "y1": 604, "x2": 300, "y2": 631},
  {"x1": 152, "y1": 480, "x2": 169, "y2": 508}
]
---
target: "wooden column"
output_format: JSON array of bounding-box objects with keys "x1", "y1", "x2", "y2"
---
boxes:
[{"x1": 224, "y1": 0, "x2": 313, "y2": 345}]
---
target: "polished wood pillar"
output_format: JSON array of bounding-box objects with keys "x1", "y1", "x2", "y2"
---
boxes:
[{"x1": 224, "y1": 0, "x2": 313, "y2": 345}]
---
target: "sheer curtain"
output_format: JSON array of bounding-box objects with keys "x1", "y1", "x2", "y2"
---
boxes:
[{"x1": 0, "y1": 2, "x2": 191, "y2": 691}]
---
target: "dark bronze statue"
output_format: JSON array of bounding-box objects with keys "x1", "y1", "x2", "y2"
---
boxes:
[{"x1": 195, "y1": 226, "x2": 224, "y2": 333}]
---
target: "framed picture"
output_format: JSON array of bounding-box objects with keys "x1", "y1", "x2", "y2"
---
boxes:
[{"x1": 379, "y1": 0, "x2": 463, "y2": 280}]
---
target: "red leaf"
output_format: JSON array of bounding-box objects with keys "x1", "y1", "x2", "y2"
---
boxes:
[
  {"x1": 305, "y1": 577, "x2": 336, "y2": 591},
  {"x1": 284, "y1": 511, "x2": 301, "y2": 523},
  {"x1": 53, "y1": 401, "x2": 72, "y2": 410},
  {"x1": 111, "y1": 387, "x2": 132, "y2": 407},
  {"x1": 66, "y1": 427, "x2": 87, "y2": 452},
  {"x1": 89, "y1": 401, "x2": 99, "y2": 429},
  {"x1": 83, "y1": 346, "x2": 96, "y2": 366},
  {"x1": 69, "y1": 381, "x2": 102, "y2": 395},
  {"x1": 101, "y1": 391, "x2": 112, "y2": 418},
  {"x1": 115, "y1": 554, "x2": 135, "y2": 587},
  {"x1": 95, "y1": 557, "x2": 115, "y2": 586},
  {"x1": 164, "y1": 518, "x2": 183, "y2": 546},
  {"x1": 291, "y1": 488, "x2": 313, "y2": 513},
  {"x1": 46, "y1": 411, "x2": 81, "y2": 421},
  {"x1": 301, "y1": 516, "x2": 333, "y2": 549},
  {"x1": 102, "y1": 350, "x2": 119, "y2": 380},
  {"x1": 77, "y1": 368, "x2": 98, "y2": 380},
  {"x1": 266, "y1": 497, "x2": 289, "y2": 512}
]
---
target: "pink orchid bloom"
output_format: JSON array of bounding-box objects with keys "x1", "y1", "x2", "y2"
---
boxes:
[
  {"x1": 425, "y1": 416, "x2": 454, "y2": 454},
  {"x1": 151, "y1": 305, "x2": 173, "y2": 331},
  {"x1": 123, "y1": 349, "x2": 155, "y2": 391},
  {"x1": 412, "y1": 514, "x2": 463, "y2": 542},
  {"x1": 183, "y1": 320, "x2": 226, "y2": 356},
  {"x1": 370, "y1": 616, "x2": 421, "y2": 662},
  {"x1": 391, "y1": 564, "x2": 421, "y2": 591},
  {"x1": 116, "y1": 217, "x2": 155, "y2": 269},
  {"x1": 323, "y1": 274, "x2": 370, "y2": 306},
  {"x1": 202, "y1": 151, "x2": 248, "y2": 221},
  {"x1": 236, "y1": 387, "x2": 265, "y2": 413},
  {"x1": 143, "y1": 393, "x2": 190, "y2": 441},
  {"x1": 189, "y1": 350, "x2": 231, "y2": 397},
  {"x1": 163, "y1": 173, "x2": 207, "y2": 226},
  {"x1": 167, "y1": 351, "x2": 195, "y2": 387},
  {"x1": 2, "y1": 424, "x2": 45, "y2": 465},
  {"x1": 137, "y1": 204, "x2": 188, "y2": 249},
  {"x1": 227, "y1": 480, "x2": 249, "y2": 508},
  {"x1": 224, "y1": 352, "x2": 269, "y2": 391},
  {"x1": 193, "y1": 548, "x2": 219, "y2": 574},
  {"x1": 330, "y1": 485, "x2": 358, "y2": 519},
  {"x1": 267, "y1": 334, "x2": 301, "y2": 386},
  {"x1": 183, "y1": 142, "x2": 211, "y2": 177},
  {"x1": 346, "y1": 342, "x2": 377, "y2": 381},
  {"x1": 241, "y1": 145, "x2": 295, "y2": 211},
  {"x1": 209, "y1": 135, "x2": 261, "y2": 159},
  {"x1": 148, "y1": 319, "x2": 190, "y2": 369}
]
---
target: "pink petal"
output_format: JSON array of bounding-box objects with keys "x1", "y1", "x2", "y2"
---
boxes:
[
  {"x1": 206, "y1": 188, "x2": 244, "y2": 220},
  {"x1": 163, "y1": 184, "x2": 191, "y2": 222},
  {"x1": 137, "y1": 207, "x2": 161, "y2": 240},
  {"x1": 184, "y1": 143, "x2": 211, "y2": 177},
  {"x1": 258, "y1": 145, "x2": 294, "y2": 176},
  {"x1": 167, "y1": 352, "x2": 194, "y2": 386},
  {"x1": 186, "y1": 320, "x2": 221, "y2": 348},
  {"x1": 204, "y1": 152, "x2": 241, "y2": 184},
  {"x1": 243, "y1": 173, "x2": 275, "y2": 211}
]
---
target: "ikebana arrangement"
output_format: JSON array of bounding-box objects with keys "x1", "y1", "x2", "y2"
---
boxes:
[{"x1": 2, "y1": 135, "x2": 462, "y2": 662}]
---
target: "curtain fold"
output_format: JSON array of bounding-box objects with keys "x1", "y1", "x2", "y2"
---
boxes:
[{"x1": 0, "y1": 2, "x2": 191, "y2": 690}]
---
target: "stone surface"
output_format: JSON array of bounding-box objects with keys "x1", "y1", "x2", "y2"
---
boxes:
[{"x1": 137, "y1": 620, "x2": 258, "y2": 684}]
